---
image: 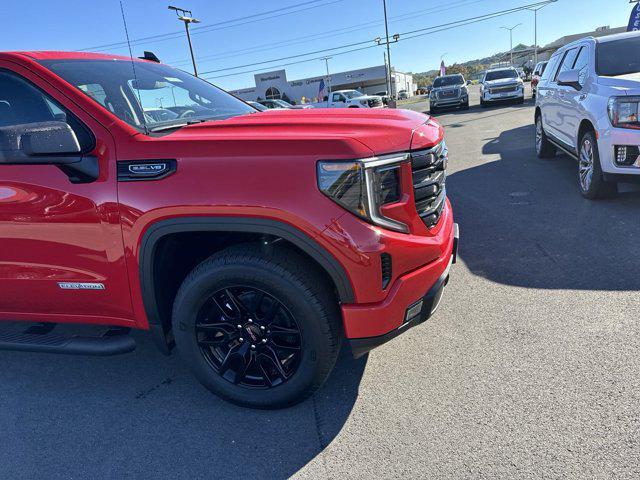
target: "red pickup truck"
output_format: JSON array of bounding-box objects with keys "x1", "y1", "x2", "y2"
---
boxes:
[{"x1": 0, "y1": 51, "x2": 458, "y2": 408}]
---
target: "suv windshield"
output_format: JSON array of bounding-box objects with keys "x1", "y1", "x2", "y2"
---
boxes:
[
  {"x1": 484, "y1": 69, "x2": 518, "y2": 81},
  {"x1": 40, "y1": 59, "x2": 254, "y2": 132},
  {"x1": 433, "y1": 75, "x2": 464, "y2": 88},
  {"x1": 596, "y1": 36, "x2": 640, "y2": 76}
]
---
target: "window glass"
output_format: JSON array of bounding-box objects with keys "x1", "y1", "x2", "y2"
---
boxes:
[
  {"x1": 541, "y1": 54, "x2": 561, "y2": 82},
  {"x1": 0, "y1": 69, "x2": 94, "y2": 151},
  {"x1": 572, "y1": 46, "x2": 590, "y2": 85},
  {"x1": 332, "y1": 93, "x2": 344, "y2": 102},
  {"x1": 596, "y1": 36, "x2": 640, "y2": 76},
  {"x1": 433, "y1": 75, "x2": 464, "y2": 87},
  {"x1": 555, "y1": 48, "x2": 579, "y2": 80},
  {"x1": 40, "y1": 59, "x2": 255, "y2": 132},
  {"x1": 484, "y1": 69, "x2": 518, "y2": 81}
]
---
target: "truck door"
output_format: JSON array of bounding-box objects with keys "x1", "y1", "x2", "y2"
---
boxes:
[
  {"x1": 331, "y1": 92, "x2": 346, "y2": 108},
  {"x1": 0, "y1": 64, "x2": 134, "y2": 324}
]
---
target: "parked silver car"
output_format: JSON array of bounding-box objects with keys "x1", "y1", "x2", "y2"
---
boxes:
[{"x1": 535, "y1": 30, "x2": 640, "y2": 199}]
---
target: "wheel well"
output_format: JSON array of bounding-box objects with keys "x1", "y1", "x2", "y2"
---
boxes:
[
  {"x1": 534, "y1": 106, "x2": 541, "y2": 121},
  {"x1": 577, "y1": 119, "x2": 596, "y2": 144},
  {"x1": 145, "y1": 229, "x2": 346, "y2": 344}
]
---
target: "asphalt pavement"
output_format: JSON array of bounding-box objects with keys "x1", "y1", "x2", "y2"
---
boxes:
[{"x1": 1, "y1": 85, "x2": 639, "y2": 479}]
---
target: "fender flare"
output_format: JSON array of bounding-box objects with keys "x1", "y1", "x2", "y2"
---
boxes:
[{"x1": 139, "y1": 216, "x2": 355, "y2": 330}]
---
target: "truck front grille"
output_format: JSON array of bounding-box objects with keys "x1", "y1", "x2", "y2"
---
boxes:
[
  {"x1": 437, "y1": 89, "x2": 459, "y2": 99},
  {"x1": 410, "y1": 141, "x2": 448, "y2": 228},
  {"x1": 368, "y1": 98, "x2": 382, "y2": 107},
  {"x1": 489, "y1": 85, "x2": 518, "y2": 94}
]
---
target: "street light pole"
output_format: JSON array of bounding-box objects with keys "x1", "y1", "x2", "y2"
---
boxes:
[
  {"x1": 501, "y1": 24, "x2": 522, "y2": 65},
  {"x1": 169, "y1": 5, "x2": 201, "y2": 77},
  {"x1": 526, "y1": 1, "x2": 556, "y2": 66}
]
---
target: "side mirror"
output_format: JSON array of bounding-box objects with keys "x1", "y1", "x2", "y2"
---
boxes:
[
  {"x1": 557, "y1": 69, "x2": 581, "y2": 90},
  {"x1": 0, "y1": 121, "x2": 98, "y2": 183}
]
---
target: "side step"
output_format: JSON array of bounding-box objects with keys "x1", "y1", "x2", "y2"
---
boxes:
[{"x1": 0, "y1": 324, "x2": 136, "y2": 356}]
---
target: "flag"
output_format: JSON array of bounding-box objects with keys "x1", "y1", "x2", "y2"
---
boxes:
[
  {"x1": 628, "y1": 2, "x2": 640, "y2": 31},
  {"x1": 318, "y1": 78, "x2": 326, "y2": 100},
  {"x1": 440, "y1": 61, "x2": 446, "y2": 77}
]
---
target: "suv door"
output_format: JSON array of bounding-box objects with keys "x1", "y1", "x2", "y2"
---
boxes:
[
  {"x1": 537, "y1": 53, "x2": 561, "y2": 136},
  {"x1": 331, "y1": 93, "x2": 346, "y2": 107},
  {"x1": 545, "y1": 47, "x2": 579, "y2": 146},
  {"x1": 0, "y1": 64, "x2": 133, "y2": 325},
  {"x1": 555, "y1": 45, "x2": 591, "y2": 150}
]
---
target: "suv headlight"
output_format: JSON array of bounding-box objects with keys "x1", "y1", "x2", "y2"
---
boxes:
[
  {"x1": 317, "y1": 153, "x2": 410, "y2": 232},
  {"x1": 608, "y1": 96, "x2": 640, "y2": 130}
]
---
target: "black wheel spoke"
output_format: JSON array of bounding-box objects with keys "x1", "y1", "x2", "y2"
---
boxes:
[{"x1": 195, "y1": 285, "x2": 302, "y2": 389}]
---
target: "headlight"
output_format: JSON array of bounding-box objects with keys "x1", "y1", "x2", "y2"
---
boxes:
[
  {"x1": 608, "y1": 96, "x2": 640, "y2": 130},
  {"x1": 317, "y1": 154, "x2": 409, "y2": 232}
]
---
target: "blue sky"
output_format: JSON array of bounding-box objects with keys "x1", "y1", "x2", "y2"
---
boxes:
[{"x1": 1, "y1": 0, "x2": 634, "y2": 90}]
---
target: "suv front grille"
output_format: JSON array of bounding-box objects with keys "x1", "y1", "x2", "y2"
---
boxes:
[
  {"x1": 368, "y1": 98, "x2": 382, "y2": 107},
  {"x1": 410, "y1": 142, "x2": 448, "y2": 228},
  {"x1": 489, "y1": 85, "x2": 518, "y2": 94},
  {"x1": 437, "y1": 89, "x2": 459, "y2": 99}
]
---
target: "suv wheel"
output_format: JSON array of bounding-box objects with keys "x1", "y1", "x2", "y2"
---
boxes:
[
  {"x1": 578, "y1": 131, "x2": 617, "y2": 199},
  {"x1": 535, "y1": 114, "x2": 556, "y2": 158},
  {"x1": 172, "y1": 245, "x2": 341, "y2": 409}
]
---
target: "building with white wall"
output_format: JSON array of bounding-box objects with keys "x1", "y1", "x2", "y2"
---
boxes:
[{"x1": 230, "y1": 65, "x2": 415, "y2": 104}]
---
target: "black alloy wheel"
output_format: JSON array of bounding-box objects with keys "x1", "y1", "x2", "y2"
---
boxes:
[{"x1": 195, "y1": 286, "x2": 302, "y2": 388}]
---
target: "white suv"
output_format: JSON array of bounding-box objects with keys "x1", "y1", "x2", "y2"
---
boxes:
[
  {"x1": 535, "y1": 30, "x2": 640, "y2": 199},
  {"x1": 480, "y1": 67, "x2": 525, "y2": 107}
]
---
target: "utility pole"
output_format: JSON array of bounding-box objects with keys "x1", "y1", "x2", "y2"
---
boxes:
[
  {"x1": 382, "y1": 0, "x2": 395, "y2": 106},
  {"x1": 383, "y1": 51, "x2": 390, "y2": 95},
  {"x1": 501, "y1": 23, "x2": 522, "y2": 65},
  {"x1": 320, "y1": 56, "x2": 332, "y2": 107},
  {"x1": 169, "y1": 5, "x2": 201, "y2": 76}
]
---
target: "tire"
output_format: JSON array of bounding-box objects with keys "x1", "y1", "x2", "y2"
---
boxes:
[
  {"x1": 429, "y1": 106, "x2": 438, "y2": 115},
  {"x1": 518, "y1": 97, "x2": 525, "y2": 104},
  {"x1": 172, "y1": 244, "x2": 341, "y2": 409},
  {"x1": 577, "y1": 131, "x2": 617, "y2": 199},
  {"x1": 480, "y1": 99, "x2": 487, "y2": 108},
  {"x1": 462, "y1": 101, "x2": 470, "y2": 110},
  {"x1": 535, "y1": 114, "x2": 556, "y2": 159}
]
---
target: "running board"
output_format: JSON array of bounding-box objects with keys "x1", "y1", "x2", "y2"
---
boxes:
[{"x1": 0, "y1": 324, "x2": 136, "y2": 356}]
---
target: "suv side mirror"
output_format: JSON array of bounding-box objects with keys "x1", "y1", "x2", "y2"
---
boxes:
[
  {"x1": 0, "y1": 121, "x2": 98, "y2": 183},
  {"x1": 557, "y1": 69, "x2": 582, "y2": 90}
]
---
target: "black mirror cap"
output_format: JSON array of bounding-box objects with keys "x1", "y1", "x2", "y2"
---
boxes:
[{"x1": 0, "y1": 121, "x2": 81, "y2": 161}]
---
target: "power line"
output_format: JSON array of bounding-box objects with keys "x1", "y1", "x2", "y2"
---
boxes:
[
  {"x1": 77, "y1": 0, "x2": 333, "y2": 52},
  {"x1": 167, "y1": 0, "x2": 485, "y2": 68},
  {"x1": 202, "y1": 0, "x2": 556, "y2": 77},
  {"x1": 203, "y1": 0, "x2": 557, "y2": 82}
]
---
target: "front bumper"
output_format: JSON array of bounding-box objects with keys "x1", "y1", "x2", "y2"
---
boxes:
[
  {"x1": 431, "y1": 96, "x2": 468, "y2": 108},
  {"x1": 596, "y1": 124, "x2": 640, "y2": 176},
  {"x1": 348, "y1": 223, "x2": 459, "y2": 358},
  {"x1": 482, "y1": 88, "x2": 524, "y2": 102}
]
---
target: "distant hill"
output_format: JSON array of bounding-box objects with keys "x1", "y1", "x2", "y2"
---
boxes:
[{"x1": 411, "y1": 43, "x2": 532, "y2": 87}]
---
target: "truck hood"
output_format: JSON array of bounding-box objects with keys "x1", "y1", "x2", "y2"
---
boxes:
[
  {"x1": 169, "y1": 108, "x2": 435, "y2": 155},
  {"x1": 598, "y1": 72, "x2": 640, "y2": 92}
]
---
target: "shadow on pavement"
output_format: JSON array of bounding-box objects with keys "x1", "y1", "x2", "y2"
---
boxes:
[
  {"x1": 0, "y1": 332, "x2": 366, "y2": 479},
  {"x1": 449, "y1": 123, "x2": 640, "y2": 291}
]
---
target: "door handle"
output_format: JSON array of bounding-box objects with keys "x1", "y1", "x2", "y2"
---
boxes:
[{"x1": 579, "y1": 94, "x2": 587, "y2": 101}]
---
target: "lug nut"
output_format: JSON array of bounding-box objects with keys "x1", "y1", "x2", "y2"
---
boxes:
[
  {"x1": 251, "y1": 344, "x2": 256, "y2": 350},
  {"x1": 237, "y1": 324, "x2": 242, "y2": 329},
  {"x1": 239, "y1": 337, "x2": 244, "y2": 343},
  {"x1": 260, "y1": 326, "x2": 266, "y2": 331},
  {"x1": 261, "y1": 339, "x2": 267, "y2": 344},
  {"x1": 248, "y1": 319, "x2": 253, "y2": 323}
]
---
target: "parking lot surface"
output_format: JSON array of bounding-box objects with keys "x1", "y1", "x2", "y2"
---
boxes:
[{"x1": 1, "y1": 86, "x2": 639, "y2": 479}]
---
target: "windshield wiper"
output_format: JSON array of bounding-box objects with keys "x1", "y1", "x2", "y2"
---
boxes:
[{"x1": 148, "y1": 118, "x2": 206, "y2": 133}]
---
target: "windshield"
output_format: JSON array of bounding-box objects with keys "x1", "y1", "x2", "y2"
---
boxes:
[
  {"x1": 274, "y1": 99, "x2": 293, "y2": 108},
  {"x1": 433, "y1": 75, "x2": 464, "y2": 88},
  {"x1": 342, "y1": 90, "x2": 364, "y2": 99},
  {"x1": 596, "y1": 36, "x2": 640, "y2": 76},
  {"x1": 484, "y1": 69, "x2": 518, "y2": 81},
  {"x1": 40, "y1": 59, "x2": 254, "y2": 132}
]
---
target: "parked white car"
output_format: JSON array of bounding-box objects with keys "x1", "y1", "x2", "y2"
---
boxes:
[
  {"x1": 535, "y1": 30, "x2": 640, "y2": 199},
  {"x1": 312, "y1": 89, "x2": 384, "y2": 108},
  {"x1": 480, "y1": 67, "x2": 525, "y2": 107}
]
